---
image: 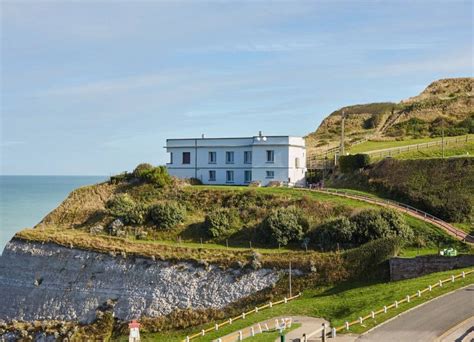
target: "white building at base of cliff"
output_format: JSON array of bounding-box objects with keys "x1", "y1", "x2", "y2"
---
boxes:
[{"x1": 165, "y1": 132, "x2": 306, "y2": 186}]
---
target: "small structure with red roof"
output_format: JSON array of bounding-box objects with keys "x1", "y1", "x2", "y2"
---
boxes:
[{"x1": 128, "y1": 320, "x2": 141, "y2": 342}]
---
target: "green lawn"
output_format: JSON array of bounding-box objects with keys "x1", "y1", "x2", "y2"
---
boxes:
[
  {"x1": 348, "y1": 135, "x2": 473, "y2": 154},
  {"x1": 119, "y1": 267, "x2": 474, "y2": 342}
]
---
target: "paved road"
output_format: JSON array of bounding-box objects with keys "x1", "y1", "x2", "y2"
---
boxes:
[
  {"x1": 438, "y1": 316, "x2": 474, "y2": 342},
  {"x1": 356, "y1": 285, "x2": 474, "y2": 342}
]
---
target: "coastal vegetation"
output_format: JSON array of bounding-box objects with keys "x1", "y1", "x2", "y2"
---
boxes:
[{"x1": 327, "y1": 157, "x2": 474, "y2": 224}]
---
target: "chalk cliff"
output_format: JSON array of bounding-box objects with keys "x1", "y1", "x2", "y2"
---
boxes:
[{"x1": 0, "y1": 239, "x2": 280, "y2": 324}]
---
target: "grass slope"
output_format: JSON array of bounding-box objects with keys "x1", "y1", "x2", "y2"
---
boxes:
[{"x1": 117, "y1": 267, "x2": 474, "y2": 341}]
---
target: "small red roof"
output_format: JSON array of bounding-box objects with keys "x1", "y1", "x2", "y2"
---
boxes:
[{"x1": 129, "y1": 320, "x2": 140, "y2": 329}]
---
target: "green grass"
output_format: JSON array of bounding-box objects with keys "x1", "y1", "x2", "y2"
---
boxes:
[
  {"x1": 119, "y1": 267, "x2": 474, "y2": 342},
  {"x1": 245, "y1": 323, "x2": 301, "y2": 342},
  {"x1": 348, "y1": 135, "x2": 473, "y2": 154},
  {"x1": 380, "y1": 140, "x2": 474, "y2": 160},
  {"x1": 194, "y1": 186, "x2": 374, "y2": 209}
]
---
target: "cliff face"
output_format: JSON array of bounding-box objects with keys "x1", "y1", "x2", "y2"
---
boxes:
[{"x1": 0, "y1": 239, "x2": 279, "y2": 324}]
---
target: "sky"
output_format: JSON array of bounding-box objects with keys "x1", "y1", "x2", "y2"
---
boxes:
[{"x1": 1, "y1": 1, "x2": 472, "y2": 175}]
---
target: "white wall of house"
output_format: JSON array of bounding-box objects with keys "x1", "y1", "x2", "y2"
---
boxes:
[{"x1": 165, "y1": 134, "x2": 306, "y2": 186}]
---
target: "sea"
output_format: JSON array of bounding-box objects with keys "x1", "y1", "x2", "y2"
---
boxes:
[{"x1": 0, "y1": 176, "x2": 107, "y2": 254}]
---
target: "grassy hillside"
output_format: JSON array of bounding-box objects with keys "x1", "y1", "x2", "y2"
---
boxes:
[
  {"x1": 327, "y1": 157, "x2": 474, "y2": 226},
  {"x1": 306, "y1": 77, "x2": 473, "y2": 158}
]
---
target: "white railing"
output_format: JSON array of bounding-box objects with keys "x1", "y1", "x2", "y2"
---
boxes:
[
  {"x1": 183, "y1": 294, "x2": 301, "y2": 342},
  {"x1": 333, "y1": 269, "x2": 474, "y2": 334}
]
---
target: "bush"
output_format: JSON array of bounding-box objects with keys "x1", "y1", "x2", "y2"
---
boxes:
[
  {"x1": 311, "y1": 209, "x2": 413, "y2": 249},
  {"x1": 351, "y1": 209, "x2": 413, "y2": 244},
  {"x1": 105, "y1": 194, "x2": 146, "y2": 225},
  {"x1": 132, "y1": 164, "x2": 172, "y2": 187},
  {"x1": 204, "y1": 208, "x2": 240, "y2": 238},
  {"x1": 133, "y1": 163, "x2": 154, "y2": 178},
  {"x1": 339, "y1": 154, "x2": 370, "y2": 173},
  {"x1": 262, "y1": 207, "x2": 306, "y2": 246},
  {"x1": 149, "y1": 201, "x2": 186, "y2": 229},
  {"x1": 344, "y1": 237, "x2": 401, "y2": 280},
  {"x1": 312, "y1": 216, "x2": 354, "y2": 248}
]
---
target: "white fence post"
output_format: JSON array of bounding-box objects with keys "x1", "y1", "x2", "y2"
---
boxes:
[
  {"x1": 384, "y1": 305, "x2": 387, "y2": 313},
  {"x1": 215, "y1": 324, "x2": 218, "y2": 331},
  {"x1": 429, "y1": 285, "x2": 432, "y2": 291},
  {"x1": 345, "y1": 321, "x2": 349, "y2": 330},
  {"x1": 284, "y1": 297, "x2": 288, "y2": 303},
  {"x1": 451, "y1": 275, "x2": 455, "y2": 282},
  {"x1": 238, "y1": 331, "x2": 243, "y2": 341},
  {"x1": 331, "y1": 327, "x2": 336, "y2": 338},
  {"x1": 462, "y1": 271, "x2": 466, "y2": 278},
  {"x1": 255, "y1": 306, "x2": 258, "y2": 313},
  {"x1": 406, "y1": 295, "x2": 410, "y2": 303},
  {"x1": 229, "y1": 318, "x2": 233, "y2": 324},
  {"x1": 439, "y1": 280, "x2": 443, "y2": 287},
  {"x1": 371, "y1": 311, "x2": 375, "y2": 319},
  {"x1": 201, "y1": 329, "x2": 205, "y2": 336},
  {"x1": 359, "y1": 317, "x2": 363, "y2": 324},
  {"x1": 322, "y1": 323, "x2": 327, "y2": 342},
  {"x1": 395, "y1": 300, "x2": 398, "y2": 308},
  {"x1": 417, "y1": 290, "x2": 421, "y2": 297},
  {"x1": 185, "y1": 336, "x2": 189, "y2": 342},
  {"x1": 242, "y1": 312, "x2": 245, "y2": 319}
]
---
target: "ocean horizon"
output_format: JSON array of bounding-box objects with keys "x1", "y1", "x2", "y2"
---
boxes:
[{"x1": 0, "y1": 175, "x2": 107, "y2": 254}]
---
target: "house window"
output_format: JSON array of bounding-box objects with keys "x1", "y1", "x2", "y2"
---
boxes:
[
  {"x1": 208, "y1": 151, "x2": 216, "y2": 164},
  {"x1": 244, "y1": 151, "x2": 252, "y2": 164},
  {"x1": 295, "y1": 157, "x2": 300, "y2": 168},
  {"x1": 182, "y1": 152, "x2": 191, "y2": 164},
  {"x1": 266, "y1": 171, "x2": 274, "y2": 179},
  {"x1": 169, "y1": 152, "x2": 173, "y2": 164},
  {"x1": 266, "y1": 150, "x2": 274, "y2": 163},
  {"x1": 209, "y1": 170, "x2": 216, "y2": 181},
  {"x1": 226, "y1": 151, "x2": 234, "y2": 164},
  {"x1": 226, "y1": 170, "x2": 234, "y2": 183},
  {"x1": 244, "y1": 170, "x2": 252, "y2": 183}
]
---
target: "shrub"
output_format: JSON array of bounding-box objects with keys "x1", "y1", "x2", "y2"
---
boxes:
[
  {"x1": 262, "y1": 207, "x2": 306, "y2": 246},
  {"x1": 133, "y1": 163, "x2": 154, "y2": 178},
  {"x1": 344, "y1": 237, "x2": 401, "y2": 280},
  {"x1": 105, "y1": 194, "x2": 146, "y2": 225},
  {"x1": 149, "y1": 201, "x2": 186, "y2": 229},
  {"x1": 204, "y1": 208, "x2": 240, "y2": 238},
  {"x1": 132, "y1": 163, "x2": 172, "y2": 187},
  {"x1": 311, "y1": 209, "x2": 413, "y2": 249},
  {"x1": 351, "y1": 209, "x2": 413, "y2": 244},
  {"x1": 338, "y1": 154, "x2": 370, "y2": 173},
  {"x1": 312, "y1": 216, "x2": 354, "y2": 248}
]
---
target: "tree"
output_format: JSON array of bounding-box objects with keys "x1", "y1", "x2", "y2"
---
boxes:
[{"x1": 262, "y1": 207, "x2": 305, "y2": 246}]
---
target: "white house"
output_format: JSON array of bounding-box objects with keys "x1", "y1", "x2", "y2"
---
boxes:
[{"x1": 165, "y1": 132, "x2": 306, "y2": 186}]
